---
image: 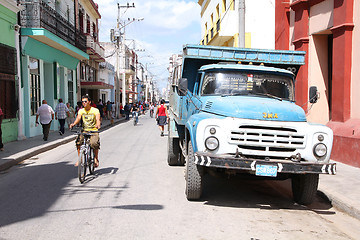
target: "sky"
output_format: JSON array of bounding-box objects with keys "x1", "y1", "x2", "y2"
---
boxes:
[{"x1": 95, "y1": 0, "x2": 201, "y2": 90}]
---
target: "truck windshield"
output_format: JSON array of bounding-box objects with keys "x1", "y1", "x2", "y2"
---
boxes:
[{"x1": 200, "y1": 71, "x2": 294, "y2": 101}]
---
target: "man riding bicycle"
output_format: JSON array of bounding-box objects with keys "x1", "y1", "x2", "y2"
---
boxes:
[
  {"x1": 70, "y1": 95, "x2": 101, "y2": 167},
  {"x1": 131, "y1": 103, "x2": 140, "y2": 123}
]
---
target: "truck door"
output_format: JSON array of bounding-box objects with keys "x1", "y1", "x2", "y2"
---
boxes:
[{"x1": 180, "y1": 72, "x2": 202, "y2": 121}]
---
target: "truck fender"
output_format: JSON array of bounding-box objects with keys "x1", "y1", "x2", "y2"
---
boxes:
[
  {"x1": 185, "y1": 120, "x2": 198, "y2": 153},
  {"x1": 168, "y1": 116, "x2": 179, "y2": 139}
]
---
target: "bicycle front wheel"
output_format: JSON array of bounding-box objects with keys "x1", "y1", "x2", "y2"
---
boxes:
[
  {"x1": 78, "y1": 150, "x2": 87, "y2": 183},
  {"x1": 88, "y1": 147, "x2": 95, "y2": 175}
]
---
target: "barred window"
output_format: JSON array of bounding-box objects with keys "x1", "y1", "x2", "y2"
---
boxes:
[
  {"x1": 67, "y1": 69, "x2": 74, "y2": 107},
  {"x1": 0, "y1": 44, "x2": 17, "y2": 119},
  {"x1": 30, "y1": 58, "x2": 41, "y2": 115}
]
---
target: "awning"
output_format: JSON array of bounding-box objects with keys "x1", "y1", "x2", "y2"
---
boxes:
[
  {"x1": 120, "y1": 89, "x2": 138, "y2": 94},
  {"x1": 81, "y1": 81, "x2": 114, "y2": 89},
  {"x1": 21, "y1": 28, "x2": 89, "y2": 61}
]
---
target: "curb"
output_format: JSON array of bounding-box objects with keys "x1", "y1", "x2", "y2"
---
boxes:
[
  {"x1": 318, "y1": 186, "x2": 360, "y2": 221},
  {"x1": 0, "y1": 118, "x2": 128, "y2": 172}
]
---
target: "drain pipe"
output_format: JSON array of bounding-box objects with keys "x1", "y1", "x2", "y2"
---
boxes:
[{"x1": 238, "y1": 0, "x2": 245, "y2": 48}]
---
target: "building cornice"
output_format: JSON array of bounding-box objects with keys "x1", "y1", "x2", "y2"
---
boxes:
[
  {"x1": 0, "y1": 0, "x2": 24, "y2": 13},
  {"x1": 290, "y1": 0, "x2": 308, "y2": 11},
  {"x1": 331, "y1": 23, "x2": 355, "y2": 34},
  {"x1": 81, "y1": 0, "x2": 101, "y2": 19}
]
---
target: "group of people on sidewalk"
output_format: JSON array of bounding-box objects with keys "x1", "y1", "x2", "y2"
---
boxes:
[{"x1": 35, "y1": 99, "x2": 75, "y2": 141}]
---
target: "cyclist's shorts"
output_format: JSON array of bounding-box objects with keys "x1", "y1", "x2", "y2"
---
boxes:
[{"x1": 75, "y1": 132, "x2": 100, "y2": 150}]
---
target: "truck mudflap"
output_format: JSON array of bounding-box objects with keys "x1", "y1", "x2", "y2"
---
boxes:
[{"x1": 194, "y1": 153, "x2": 336, "y2": 175}]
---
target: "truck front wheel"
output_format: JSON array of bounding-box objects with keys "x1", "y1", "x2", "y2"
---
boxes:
[
  {"x1": 291, "y1": 173, "x2": 319, "y2": 205},
  {"x1": 185, "y1": 140, "x2": 203, "y2": 200}
]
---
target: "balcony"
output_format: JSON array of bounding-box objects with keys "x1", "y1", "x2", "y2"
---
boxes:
[
  {"x1": 20, "y1": 0, "x2": 87, "y2": 52},
  {"x1": 86, "y1": 34, "x2": 105, "y2": 62}
]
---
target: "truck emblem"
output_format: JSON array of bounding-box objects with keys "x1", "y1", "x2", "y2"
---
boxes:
[{"x1": 263, "y1": 112, "x2": 278, "y2": 119}]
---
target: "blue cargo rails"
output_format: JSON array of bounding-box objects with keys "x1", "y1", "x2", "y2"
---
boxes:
[{"x1": 168, "y1": 44, "x2": 336, "y2": 205}]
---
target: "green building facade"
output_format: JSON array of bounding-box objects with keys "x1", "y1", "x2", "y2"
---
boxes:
[
  {"x1": 20, "y1": 28, "x2": 88, "y2": 138},
  {"x1": 0, "y1": 1, "x2": 23, "y2": 143}
]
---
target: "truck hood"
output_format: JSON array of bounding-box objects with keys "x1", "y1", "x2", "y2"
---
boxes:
[{"x1": 201, "y1": 96, "x2": 306, "y2": 122}]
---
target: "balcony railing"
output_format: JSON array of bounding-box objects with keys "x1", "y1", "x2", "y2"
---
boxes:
[
  {"x1": 20, "y1": 0, "x2": 86, "y2": 52},
  {"x1": 216, "y1": 19, "x2": 220, "y2": 32},
  {"x1": 85, "y1": 34, "x2": 105, "y2": 62}
]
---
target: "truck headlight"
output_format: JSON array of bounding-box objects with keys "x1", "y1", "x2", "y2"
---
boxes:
[
  {"x1": 205, "y1": 136, "x2": 219, "y2": 151},
  {"x1": 313, "y1": 143, "x2": 327, "y2": 157}
]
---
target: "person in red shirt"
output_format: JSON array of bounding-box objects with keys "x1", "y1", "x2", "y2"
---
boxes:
[{"x1": 155, "y1": 99, "x2": 169, "y2": 136}]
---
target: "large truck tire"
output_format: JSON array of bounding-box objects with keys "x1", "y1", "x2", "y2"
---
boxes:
[
  {"x1": 185, "y1": 140, "x2": 203, "y2": 200},
  {"x1": 167, "y1": 136, "x2": 181, "y2": 166},
  {"x1": 291, "y1": 173, "x2": 319, "y2": 205}
]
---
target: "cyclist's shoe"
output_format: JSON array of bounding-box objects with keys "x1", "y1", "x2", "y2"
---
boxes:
[{"x1": 94, "y1": 158, "x2": 99, "y2": 168}]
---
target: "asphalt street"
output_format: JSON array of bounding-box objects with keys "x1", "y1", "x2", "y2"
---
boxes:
[{"x1": 1, "y1": 114, "x2": 360, "y2": 240}]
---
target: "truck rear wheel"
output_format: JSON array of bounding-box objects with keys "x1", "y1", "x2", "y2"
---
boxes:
[
  {"x1": 167, "y1": 136, "x2": 181, "y2": 166},
  {"x1": 291, "y1": 173, "x2": 319, "y2": 205},
  {"x1": 185, "y1": 140, "x2": 203, "y2": 200}
]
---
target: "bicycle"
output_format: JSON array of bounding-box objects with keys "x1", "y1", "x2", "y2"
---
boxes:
[
  {"x1": 73, "y1": 130, "x2": 96, "y2": 183},
  {"x1": 133, "y1": 111, "x2": 139, "y2": 126},
  {"x1": 150, "y1": 109, "x2": 154, "y2": 118}
]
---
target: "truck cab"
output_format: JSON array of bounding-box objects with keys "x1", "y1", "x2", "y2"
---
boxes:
[{"x1": 168, "y1": 45, "x2": 336, "y2": 205}]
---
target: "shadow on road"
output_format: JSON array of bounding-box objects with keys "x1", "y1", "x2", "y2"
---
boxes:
[
  {"x1": 0, "y1": 162, "x2": 75, "y2": 227},
  {"x1": 113, "y1": 204, "x2": 163, "y2": 211},
  {"x1": 200, "y1": 174, "x2": 335, "y2": 215}
]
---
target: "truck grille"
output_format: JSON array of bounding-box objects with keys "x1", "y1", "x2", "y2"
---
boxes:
[
  {"x1": 229, "y1": 125, "x2": 305, "y2": 152},
  {"x1": 204, "y1": 101, "x2": 213, "y2": 110}
]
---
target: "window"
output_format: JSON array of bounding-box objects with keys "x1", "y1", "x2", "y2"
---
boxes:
[
  {"x1": 93, "y1": 22, "x2": 97, "y2": 41},
  {"x1": 0, "y1": 44, "x2": 17, "y2": 119},
  {"x1": 67, "y1": 69, "x2": 74, "y2": 107},
  {"x1": 80, "y1": 62, "x2": 85, "y2": 80},
  {"x1": 79, "y1": 11, "x2": 84, "y2": 33},
  {"x1": 200, "y1": 71, "x2": 294, "y2": 101},
  {"x1": 29, "y1": 58, "x2": 41, "y2": 116},
  {"x1": 86, "y1": 15, "x2": 90, "y2": 34}
]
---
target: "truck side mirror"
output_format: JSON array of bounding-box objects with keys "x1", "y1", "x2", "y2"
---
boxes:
[
  {"x1": 309, "y1": 86, "x2": 318, "y2": 103},
  {"x1": 179, "y1": 78, "x2": 188, "y2": 96}
]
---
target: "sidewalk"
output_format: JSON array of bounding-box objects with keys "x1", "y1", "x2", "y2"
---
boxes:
[
  {"x1": 1, "y1": 120, "x2": 359, "y2": 221},
  {"x1": 0, "y1": 117, "x2": 127, "y2": 172}
]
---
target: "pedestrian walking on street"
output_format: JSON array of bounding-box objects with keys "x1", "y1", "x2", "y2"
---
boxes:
[
  {"x1": 36, "y1": 100, "x2": 55, "y2": 141},
  {"x1": 66, "y1": 103, "x2": 75, "y2": 129},
  {"x1": 0, "y1": 107, "x2": 4, "y2": 151},
  {"x1": 124, "y1": 103, "x2": 130, "y2": 120},
  {"x1": 106, "y1": 101, "x2": 112, "y2": 120},
  {"x1": 155, "y1": 99, "x2": 169, "y2": 136},
  {"x1": 55, "y1": 98, "x2": 70, "y2": 135},
  {"x1": 96, "y1": 99, "x2": 104, "y2": 119}
]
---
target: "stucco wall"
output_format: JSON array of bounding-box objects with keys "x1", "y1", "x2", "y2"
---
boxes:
[
  {"x1": 245, "y1": 0, "x2": 275, "y2": 49},
  {"x1": 351, "y1": 0, "x2": 360, "y2": 119}
]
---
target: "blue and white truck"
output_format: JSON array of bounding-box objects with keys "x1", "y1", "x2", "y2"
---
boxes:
[{"x1": 168, "y1": 44, "x2": 336, "y2": 205}]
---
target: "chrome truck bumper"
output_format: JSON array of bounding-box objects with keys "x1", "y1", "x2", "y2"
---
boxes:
[{"x1": 194, "y1": 153, "x2": 336, "y2": 175}]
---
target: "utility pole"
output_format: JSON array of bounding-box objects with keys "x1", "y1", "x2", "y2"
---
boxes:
[
  {"x1": 113, "y1": 2, "x2": 135, "y2": 114},
  {"x1": 111, "y1": 3, "x2": 143, "y2": 111},
  {"x1": 238, "y1": 0, "x2": 245, "y2": 48}
]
